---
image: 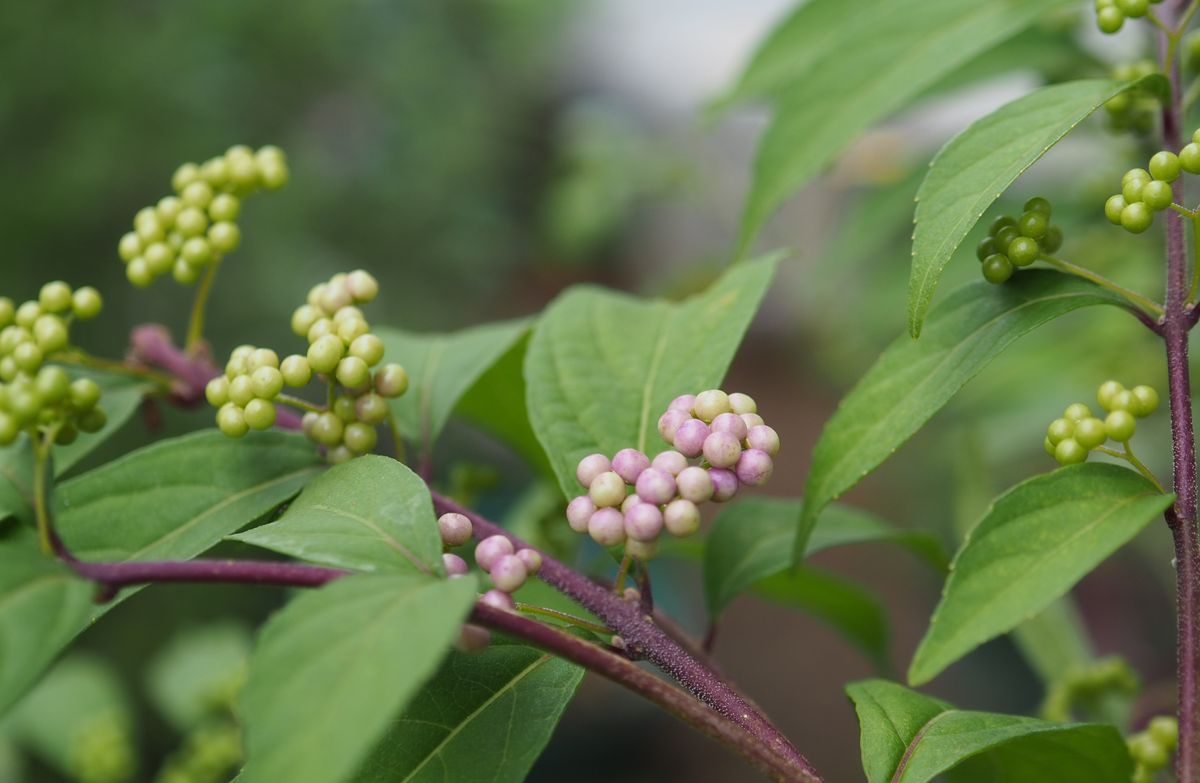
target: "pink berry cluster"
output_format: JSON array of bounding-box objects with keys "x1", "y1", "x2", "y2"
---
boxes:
[{"x1": 565, "y1": 390, "x2": 780, "y2": 560}]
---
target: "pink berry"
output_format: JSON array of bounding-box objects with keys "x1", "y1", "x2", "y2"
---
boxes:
[
  {"x1": 636, "y1": 467, "x2": 677, "y2": 505},
  {"x1": 663, "y1": 499, "x2": 701, "y2": 537},
  {"x1": 621, "y1": 493, "x2": 643, "y2": 513},
  {"x1": 741, "y1": 413, "x2": 765, "y2": 430},
  {"x1": 566, "y1": 496, "x2": 596, "y2": 532},
  {"x1": 668, "y1": 394, "x2": 696, "y2": 412},
  {"x1": 651, "y1": 450, "x2": 688, "y2": 475},
  {"x1": 480, "y1": 589, "x2": 515, "y2": 611},
  {"x1": 517, "y1": 548, "x2": 543, "y2": 574},
  {"x1": 443, "y1": 553, "x2": 469, "y2": 577},
  {"x1": 588, "y1": 507, "x2": 626, "y2": 546},
  {"x1": 703, "y1": 431, "x2": 742, "y2": 469},
  {"x1": 475, "y1": 535, "x2": 514, "y2": 571},
  {"x1": 589, "y1": 471, "x2": 627, "y2": 507},
  {"x1": 676, "y1": 466, "x2": 714, "y2": 503},
  {"x1": 735, "y1": 449, "x2": 774, "y2": 487},
  {"x1": 437, "y1": 512, "x2": 473, "y2": 547},
  {"x1": 673, "y1": 419, "x2": 710, "y2": 458},
  {"x1": 711, "y1": 412, "x2": 748, "y2": 441},
  {"x1": 576, "y1": 453, "x2": 612, "y2": 487},
  {"x1": 624, "y1": 503, "x2": 664, "y2": 542},
  {"x1": 709, "y1": 468, "x2": 739, "y2": 502},
  {"x1": 657, "y1": 409, "x2": 690, "y2": 443},
  {"x1": 747, "y1": 425, "x2": 780, "y2": 456},
  {"x1": 490, "y1": 554, "x2": 528, "y2": 593},
  {"x1": 612, "y1": 448, "x2": 650, "y2": 484}
]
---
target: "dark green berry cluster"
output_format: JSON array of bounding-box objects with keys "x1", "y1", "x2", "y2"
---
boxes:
[
  {"x1": 117, "y1": 145, "x2": 289, "y2": 288},
  {"x1": 1043, "y1": 380, "x2": 1158, "y2": 465},
  {"x1": 975, "y1": 197, "x2": 1062, "y2": 285},
  {"x1": 1103, "y1": 61, "x2": 1161, "y2": 134},
  {"x1": 1095, "y1": 0, "x2": 1165, "y2": 34},
  {"x1": 1104, "y1": 142, "x2": 1200, "y2": 234},
  {"x1": 1128, "y1": 716, "x2": 1179, "y2": 783},
  {"x1": 0, "y1": 282, "x2": 106, "y2": 446}
]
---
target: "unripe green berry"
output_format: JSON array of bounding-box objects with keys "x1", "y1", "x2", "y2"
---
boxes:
[
  {"x1": 1122, "y1": 177, "x2": 1147, "y2": 204},
  {"x1": 13, "y1": 341, "x2": 43, "y2": 373},
  {"x1": 336, "y1": 356, "x2": 370, "y2": 389},
  {"x1": 1121, "y1": 202, "x2": 1154, "y2": 233},
  {"x1": 1064, "y1": 403, "x2": 1093, "y2": 422},
  {"x1": 247, "y1": 348, "x2": 279, "y2": 371},
  {"x1": 69, "y1": 378, "x2": 101, "y2": 410},
  {"x1": 0, "y1": 413, "x2": 17, "y2": 446},
  {"x1": 71, "y1": 287, "x2": 102, "y2": 320},
  {"x1": 205, "y1": 376, "x2": 230, "y2": 407},
  {"x1": 256, "y1": 147, "x2": 290, "y2": 190},
  {"x1": 1129, "y1": 385, "x2": 1159, "y2": 416},
  {"x1": 1047, "y1": 418, "x2": 1075, "y2": 445},
  {"x1": 144, "y1": 242, "x2": 174, "y2": 275},
  {"x1": 1118, "y1": 0, "x2": 1149, "y2": 16},
  {"x1": 310, "y1": 412, "x2": 344, "y2": 447},
  {"x1": 1074, "y1": 417, "x2": 1108, "y2": 449},
  {"x1": 355, "y1": 392, "x2": 389, "y2": 424},
  {"x1": 589, "y1": 471, "x2": 627, "y2": 508},
  {"x1": 307, "y1": 318, "x2": 334, "y2": 343},
  {"x1": 118, "y1": 232, "x2": 141, "y2": 262},
  {"x1": 217, "y1": 404, "x2": 249, "y2": 438},
  {"x1": 201, "y1": 156, "x2": 230, "y2": 188},
  {"x1": 244, "y1": 398, "x2": 276, "y2": 430},
  {"x1": 181, "y1": 180, "x2": 214, "y2": 209},
  {"x1": 335, "y1": 316, "x2": 370, "y2": 345},
  {"x1": 78, "y1": 407, "x2": 107, "y2": 433},
  {"x1": 208, "y1": 193, "x2": 240, "y2": 222},
  {"x1": 1142, "y1": 180, "x2": 1173, "y2": 211},
  {"x1": 994, "y1": 225, "x2": 1020, "y2": 251},
  {"x1": 1182, "y1": 143, "x2": 1200, "y2": 174},
  {"x1": 227, "y1": 153, "x2": 260, "y2": 192},
  {"x1": 250, "y1": 366, "x2": 284, "y2": 399},
  {"x1": 343, "y1": 422, "x2": 377, "y2": 454},
  {"x1": 1150, "y1": 151, "x2": 1182, "y2": 182},
  {"x1": 1105, "y1": 410, "x2": 1137, "y2": 441},
  {"x1": 1044, "y1": 437, "x2": 1056, "y2": 457},
  {"x1": 126, "y1": 258, "x2": 154, "y2": 288},
  {"x1": 173, "y1": 162, "x2": 200, "y2": 192},
  {"x1": 981, "y1": 254, "x2": 1014, "y2": 284},
  {"x1": 1055, "y1": 438, "x2": 1088, "y2": 465},
  {"x1": 15, "y1": 301, "x2": 40, "y2": 328},
  {"x1": 327, "y1": 445, "x2": 354, "y2": 465},
  {"x1": 175, "y1": 207, "x2": 208, "y2": 237},
  {"x1": 291, "y1": 305, "x2": 322, "y2": 338},
  {"x1": 1098, "y1": 380, "x2": 1125, "y2": 410},
  {"x1": 34, "y1": 366, "x2": 69, "y2": 404},
  {"x1": 1110, "y1": 389, "x2": 1136, "y2": 412},
  {"x1": 346, "y1": 270, "x2": 379, "y2": 303},
  {"x1": 181, "y1": 237, "x2": 212, "y2": 266},
  {"x1": 1148, "y1": 716, "x2": 1179, "y2": 748},
  {"x1": 989, "y1": 215, "x2": 1016, "y2": 235},
  {"x1": 33, "y1": 315, "x2": 68, "y2": 353},
  {"x1": 375, "y1": 363, "x2": 409, "y2": 397},
  {"x1": 1097, "y1": 6, "x2": 1124, "y2": 32},
  {"x1": 55, "y1": 424, "x2": 77, "y2": 445},
  {"x1": 1017, "y1": 210, "x2": 1048, "y2": 239},
  {"x1": 1128, "y1": 734, "x2": 1168, "y2": 768},
  {"x1": 694, "y1": 389, "x2": 732, "y2": 423},
  {"x1": 1104, "y1": 194, "x2": 1128, "y2": 225},
  {"x1": 976, "y1": 237, "x2": 998, "y2": 261},
  {"x1": 1024, "y1": 196, "x2": 1052, "y2": 216},
  {"x1": 333, "y1": 395, "x2": 358, "y2": 422},
  {"x1": 349, "y1": 334, "x2": 384, "y2": 366},
  {"x1": 1008, "y1": 237, "x2": 1039, "y2": 267},
  {"x1": 1042, "y1": 226, "x2": 1064, "y2": 253},
  {"x1": 307, "y1": 335, "x2": 345, "y2": 374},
  {"x1": 208, "y1": 222, "x2": 241, "y2": 254},
  {"x1": 38, "y1": 281, "x2": 72, "y2": 313},
  {"x1": 228, "y1": 375, "x2": 255, "y2": 407},
  {"x1": 280, "y1": 354, "x2": 311, "y2": 387},
  {"x1": 0, "y1": 298, "x2": 12, "y2": 328},
  {"x1": 1123, "y1": 168, "x2": 1151, "y2": 185}
]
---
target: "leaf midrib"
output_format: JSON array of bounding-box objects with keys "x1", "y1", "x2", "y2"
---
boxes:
[{"x1": 303, "y1": 503, "x2": 431, "y2": 574}]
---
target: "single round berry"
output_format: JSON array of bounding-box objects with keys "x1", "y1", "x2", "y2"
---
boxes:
[
  {"x1": 651, "y1": 450, "x2": 688, "y2": 475},
  {"x1": 208, "y1": 193, "x2": 241, "y2": 222},
  {"x1": 1130, "y1": 385, "x2": 1159, "y2": 417},
  {"x1": 1024, "y1": 196, "x2": 1052, "y2": 216},
  {"x1": 280, "y1": 355, "x2": 312, "y2": 388},
  {"x1": 676, "y1": 465, "x2": 714, "y2": 503},
  {"x1": 517, "y1": 549, "x2": 543, "y2": 574},
  {"x1": 205, "y1": 377, "x2": 230, "y2": 407},
  {"x1": 994, "y1": 226, "x2": 1020, "y2": 252},
  {"x1": 480, "y1": 590, "x2": 515, "y2": 612},
  {"x1": 566, "y1": 495, "x2": 597, "y2": 533},
  {"x1": 693, "y1": 389, "x2": 732, "y2": 423},
  {"x1": 0, "y1": 413, "x2": 17, "y2": 446},
  {"x1": 336, "y1": 316, "x2": 370, "y2": 345},
  {"x1": 1118, "y1": 0, "x2": 1149, "y2": 16},
  {"x1": 1063, "y1": 403, "x2": 1092, "y2": 422},
  {"x1": 1150, "y1": 151, "x2": 1182, "y2": 182},
  {"x1": 69, "y1": 378, "x2": 101, "y2": 410},
  {"x1": 228, "y1": 375, "x2": 255, "y2": 407},
  {"x1": 217, "y1": 404, "x2": 249, "y2": 438},
  {"x1": 703, "y1": 431, "x2": 742, "y2": 468},
  {"x1": 711, "y1": 411, "x2": 749, "y2": 441},
  {"x1": 333, "y1": 396, "x2": 358, "y2": 422},
  {"x1": 0, "y1": 298, "x2": 12, "y2": 328},
  {"x1": 475, "y1": 535, "x2": 515, "y2": 571},
  {"x1": 181, "y1": 180, "x2": 214, "y2": 209},
  {"x1": 38, "y1": 281, "x2": 72, "y2": 313},
  {"x1": 728, "y1": 392, "x2": 757, "y2": 415},
  {"x1": 13, "y1": 341, "x2": 43, "y2": 373},
  {"x1": 1007, "y1": 237, "x2": 1039, "y2": 267},
  {"x1": 589, "y1": 471, "x2": 627, "y2": 508},
  {"x1": 588, "y1": 507, "x2": 626, "y2": 546},
  {"x1": 673, "y1": 418, "x2": 710, "y2": 458},
  {"x1": 981, "y1": 254, "x2": 1014, "y2": 284},
  {"x1": 1105, "y1": 410, "x2": 1137, "y2": 441},
  {"x1": 1017, "y1": 211, "x2": 1048, "y2": 240},
  {"x1": 668, "y1": 394, "x2": 697, "y2": 412},
  {"x1": 976, "y1": 237, "x2": 999, "y2": 261},
  {"x1": 576, "y1": 453, "x2": 611, "y2": 487},
  {"x1": 1074, "y1": 417, "x2": 1108, "y2": 450},
  {"x1": 307, "y1": 335, "x2": 345, "y2": 375},
  {"x1": 355, "y1": 392, "x2": 389, "y2": 424},
  {"x1": 1142, "y1": 180, "x2": 1174, "y2": 211},
  {"x1": 736, "y1": 449, "x2": 774, "y2": 487},
  {"x1": 1098, "y1": 380, "x2": 1125, "y2": 411},
  {"x1": 33, "y1": 315, "x2": 68, "y2": 353},
  {"x1": 1181, "y1": 142, "x2": 1200, "y2": 175},
  {"x1": 658, "y1": 409, "x2": 690, "y2": 443},
  {"x1": 291, "y1": 305, "x2": 322, "y2": 338},
  {"x1": 208, "y1": 222, "x2": 241, "y2": 254},
  {"x1": 443, "y1": 553, "x2": 470, "y2": 577},
  {"x1": 635, "y1": 467, "x2": 677, "y2": 505},
  {"x1": 989, "y1": 215, "x2": 1016, "y2": 235},
  {"x1": 438, "y1": 512, "x2": 473, "y2": 547},
  {"x1": 1110, "y1": 389, "x2": 1136, "y2": 412},
  {"x1": 250, "y1": 366, "x2": 284, "y2": 400},
  {"x1": 1121, "y1": 202, "x2": 1154, "y2": 234},
  {"x1": 490, "y1": 554, "x2": 528, "y2": 593},
  {"x1": 243, "y1": 399, "x2": 277, "y2": 430},
  {"x1": 336, "y1": 356, "x2": 371, "y2": 389},
  {"x1": 71, "y1": 287, "x2": 102, "y2": 320},
  {"x1": 34, "y1": 366, "x2": 69, "y2": 404},
  {"x1": 709, "y1": 468, "x2": 739, "y2": 502},
  {"x1": 77, "y1": 408, "x2": 107, "y2": 434},
  {"x1": 742, "y1": 412, "x2": 765, "y2": 430},
  {"x1": 343, "y1": 421, "x2": 378, "y2": 454},
  {"x1": 375, "y1": 364, "x2": 409, "y2": 397},
  {"x1": 346, "y1": 270, "x2": 379, "y2": 302},
  {"x1": 350, "y1": 334, "x2": 385, "y2": 367},
  {"x1": 1104, "y1": 195, "x2": 1128, "y2": 225},
  {"x1": 1122, "y1": 176, "x2": 1148, "y2": 204},
  {"x1": 1128, "y1": 734, "x2": 1168, "y2": 769},
  {"x1": 1054, "y1": 438, "x2": 1088, "y2": 465},
  {"x1": 118, "y1": 232, "x2": 141, "y2": 262},
  {"x1": 663, "y1": 499, "x2": 701, "y2": 537},
  {"x1": 1040, "y1": 226, "x2": 1063, "y2": 254},
  {"x1": 1097, "y1": 6, "x2": 1124, "y2": 33},
  {"x1": 14, "y1": 301, "x2": 40, "y2": 328},
  {"x1": 1148, "y1": 716, "x2": 1179, "y2": 748},
  {"x1": 1047, "y1": 418, "x2": 1075, "y2": 445},
  {"x1": 611, "y1": 448, "x2": 650, "y2": 484},
  {"x1": 621, "y1": 494, "x2": 643, "y2": 513},
  {"x1": 1044, "y1": 437, "x2": 1056, "y2": 457},
  {"x1": 624, "y1": 503, "x2": 664, "y2": 542},
  {"x1": 249, "y1": 346, "x2": 280, "y2": 370},
  {"x1": 309, "y1": 412, "x2": 344, "y2": 447}
]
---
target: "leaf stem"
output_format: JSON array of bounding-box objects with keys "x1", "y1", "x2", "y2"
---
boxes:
[
  {"x1": 53, "y1": 350, "x2": 175, "y2": 394},
  {"x1": 1039, "y1": 254, "x2": 1164, "y2": 317},
  {"x1": 32, "y1": 430, "x2": 56, "y2": 555},
  {"x1": 185, "y1": 260, "x2": 221, "y2": 356},
  {"x1": 513, "y1": 602, "x2": 614, "y2": 635},
  {"x1": 1094, "y1": 444, "x2": 1167, "y2": 492},
  {"x1": 276, "y1": 394, "x2": 324, "y2": 415}
]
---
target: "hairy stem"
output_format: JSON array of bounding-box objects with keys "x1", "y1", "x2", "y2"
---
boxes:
[
  {"x1": 429, "y1": 490, "x2": 818, "y2": 781},
  {"x1": 1160, "y1": 4, "x2": 1200, "y2": 777}
]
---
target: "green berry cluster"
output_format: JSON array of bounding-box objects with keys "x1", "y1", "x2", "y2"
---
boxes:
[
  {"x1": 155, "y1": 722, "x2": 243, "y2": 783},
  {"x1": 207, "y1": 270, "x2": 408, "y2": 464},
  {"x1": 1040, "y1": 657, "x2": 1138, "y2": 722},
  {"x1": 1128, "y1": 716, "x2": 1179, "y2": 783},
  {"x1": 1104, "y1": 143, "x2": 1199, "y2": 234},
  {"x1": 975, "y1": 198, "x2": 1062, "y2": 285},
  {"x1": 67, "y1": 714, "x2": 137, "y2": 783},
  {"x1": 1095, "y1": 0, "x2": 1164, "y2": 34},
  {"x1": 1103, "y1": 61, "x2": 1161, "y2": 134},
  {"x1": 0, "y1": 282, "x2": 106, "y2": 446},
  {"x1": 117, "y1": 145, "x2": 289, "y2": 288},
  {"x1": 1043, "y1": 380, "x2": 1158, "y2": 466}
]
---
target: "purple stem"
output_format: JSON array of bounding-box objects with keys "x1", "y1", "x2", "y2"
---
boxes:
[
  {"x1": 1160, "y1": 5, "x2": 1200, "y2": 778},
  {"x1": 129, "y1": 324, "x2": 221, "y2": 406},
  {"x1": 429, "y1": 490, "x2": 818, "y2": 780}
]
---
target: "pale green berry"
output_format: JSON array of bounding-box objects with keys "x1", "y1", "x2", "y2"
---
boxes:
[
  {"x1": 307, "y1": 318, "x2": 334, "y2": 343},
  {"x1": 291, "y1": 305, "x2": 322, "y2": 338},
  {"x1": 144, "y1": 242, "x2": 174, "y2": 275},
  {"x1": 33, "y1": 315, "x2": 69, "y2": 353},
  {"x1": 156, "y1": 195, "x2": 183, "y2": 227},
  {"x1": 78, "y1": 408, "x2": 106, "y2": 434},
  {"x1": 15, "y1": 301, "x2": 41, "y2": 328},
  {"x1": 251, "y1": 366, "x2": 284, "y2": 399},
  {"x1": 1044, "y1": 437, "x2": 1056, "y2": 457},
  {"x1": 1123, "y1": 176, "x2": 1147, "y2": 203},
  {"x1": 13, "y1": 341, "x2": 43, "y2": 373},
  {"x1": 1110, "y1": 389, "x2": 1136, "y2": 412},
  {"x1": 693, "y1": 389, "x2": 731, "y2": 423},
  {"x1": 1104, "y1": 194, "x2": 1127, "y2": 225},
  {"x1": 175, "y1": 207, "x2": 208, "y2": 237},
  {"x1": 35, "y1": 366, "x2": 70, "y2": 404},
  {"x1": 227, "y1": 153, "x2": 259, "y2": 192},
  {"x1": 343, "y1": 422, "x2": 377, "y2": 454},
  {"x1": 336, "y1": 356, "x2": 370, "y2": 389},
  {"x1": 1130, "y1": 385, "x2": 1159, "y2": 417},
  {"x1": 1150, "y1": 151, "x2": 1182, "y2": 182},
  {"x1": 375, "y1": 363, "x2": 408, "y2": 397},
  {"x1": 589, "y1": 471, "x2": 626, "y2": 508},
  {"x1": 38, "y1": 281, "x2": 72, "y2": 313},
  {"x1": 228, "y1": 375, "x2": 255, "y2": 407},
  {"x1": 1098, "y1": 380, "x2": 1125, "y2": 411},
  {"x1": 1047, "y1": 418, "x2": 1075, "y2": 445},
  {"x1": 201, "y1": 156, "x2": 230, "y2": 188},
  {"x1": 319, "y1": 278, "x2": 353, "y2": 314},
  {"x1": 335, "y1": 316, "x2": 370, "y2": 344},
  {"x1": 355, "y1": 392, "x2": 389, "y2": 424},
  {"x1": 208, "y1": 222, "x2": 241, "y2": 253},
  {"x1": 256, "y1": 147, "x2": 289, "y2": 190},
  {"x1": 181, "y1": 180, "x2": 214, "y2": 209},
  {"x1": 0, "y1": 413, "x2": 17, "y2": 446},
  {"x1": 71, "y1": 287, "x2": 102, "y2": 320},
  {"x1": 173, "y1": 162, "x2": 200, "y2": 192},
  {"x1": 205, "y1": 376, "x2": 230, "y2": 407},
  {"x1": 225, "y1": 345, "x2": 254, "y2": 377},
  {"x1": 208, "y1": 193, "x2": 240, "y2": 222},
  {"x1": 1097, "y1": 6, "x2": 1124, "y2": 32},
  {"x1": 1183, "y1": 143, "x2": 1200, "y2": 174},
  {"x1": 332, "y1": 305, "x2": 364, "y2": 324},
  {"x1": 333, "y1": 395, "x2": 358, "y2": 422},
  {"x1": 181, "y1": 237, "x2": 213, "y2": 266},
  {"x1": 1064, "y1": 403, "x2": 1092, "y2": 422},
  {"x1": 1122, "y1": 168, "x2": 1150, "y2": 185},
  {"x1": 1105, "y1": 410, "x2": 1137, "y2": 441},
  {"x1": 118, "y1": 232, "x2": 141, "y2": 262},
  {"x1": 69, "y1": 378, "x2": 101, "y2": 410},
  {"x1": 308, "y1": 335, "x2": 345, "y2": 374},
  {"x1": 136, "y1": 217, "x2": 165, "y2": 245},
  {"x1": 280, "y1": 354, "x2": 311, "y2": 387},
  {"x1": 172, "y1": 259, "x2": 200, "y2": 285},
  {"x1": 1142, "y1": 180, "x2": 1174, "y2": 211},
  {"x1": 244, "y1": 399, "x2": 276, "y2": 430},
  {"x1": 349, "y1": 334, "x2": 384, "y2": 366},
  {"x1": 217, "y1": 404, "x2": 249, "y2": 438},
  {"x1": 1074, "y1": 417, "x2": 1108, "y2": 449},
  {"x1": 309, "y1": 412, "x2": 344, "y2": 447},
  {"x1": 1148, "y1": 716, "x2": 1179, "y2": 749},
  {"x1": 1054, "y1": 438, "x2": 1088, "y2": 465},
  {"x1": 327, "y1": 445, "x2": 354, "y2": 465},
  {"x1": 346, "y1": 270, "x2": 379, "y2": 303},
  {"x1": 247, "y1": 348, "x2": 278, "y2": 371},
  {"x1": 1121, "y1": 202, "x2": 1154, "y2": 234},
  {"x1": 0, "y1": 297, "x2": 12, "y2": 328}
]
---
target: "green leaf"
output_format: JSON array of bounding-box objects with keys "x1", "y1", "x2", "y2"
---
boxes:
[
  {"x1": 355, "y1": 640, "x2": 584, "y2": 783},
  {"x1": 736, "y1": 0, "x2": 1071, "y2": 254},
  {"x1": 847, "y1": 679, "x2": 1131, "y2": 783},
  {"x1": 240, "y1": 574, "x2": 476, "y2": 783},
  {"x1": 377, "y1": 319, "x2": 530, "y2": 448},
  {"x1": 0, "y1": 530, "x2": 93, "y2": 717},
  {"x1": 797, "y1": 271, "x2": 1126, "y2": 565},
  {"x1": 232, "y1": 455, "x2": 442, "y2": 575},
  {"x1": 145, "y1": 622, "x2": 252, "y2": 732},
  {"x1": 704, "y1": 497, "x2": 946, "y2": 618},
  {"x1": 909, "y1": 464, "x2": 1172, "y2": 686},
  {"x1": 908, "y1": 77, "x2": 1165, "y2": 337},
  {"x1": 526, "y1": 254, "x2": 779, "y2": 498},
  {"x1": 56, "y1": 430, "x2": 322, "y2": 562}
]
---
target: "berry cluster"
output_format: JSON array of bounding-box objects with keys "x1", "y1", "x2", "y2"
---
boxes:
[
  {"x1": 207, "y1": 271, "x2": 408, "y2": 464},
  {"x1": 975, "y1": 198, "x2": 1062, "y2": 285},
  {"x1": 1127, "y1": 716, "x2": 1179, "y2": 783},
  {"x1": 1041, "y1": 657, "x2": 1137, "y2": 722},
  {"x1": 1104, "y1": 145, "x2": 1196, "y2": 234},
  {"x1": 565, "y1": 390, "x2": 780, "y2": 560},
  {"x1": 0, "y1": 282, "x2": 106, "y2": 446},
  {"x1": 1043, "y1": 381, "x2": 1158, "y2": 466},
  {"x1": 1103, "y1": 61, "x2": 1161, "y2": 134},
  {"x1": 117, "y1": 145, "x2": 289, "y2": 288},
  {"x1": 1094, "y1": 0, "x2": 1165, "y2": 34}
]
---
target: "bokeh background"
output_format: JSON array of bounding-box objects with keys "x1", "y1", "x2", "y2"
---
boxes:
[{"x1": 0, "y1": 1, "x2": 1187, "y2": 780}]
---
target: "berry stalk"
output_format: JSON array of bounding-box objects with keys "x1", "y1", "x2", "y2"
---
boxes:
[{"x1": 429, "y1": 490, "x2": 819, "y2": 781}]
